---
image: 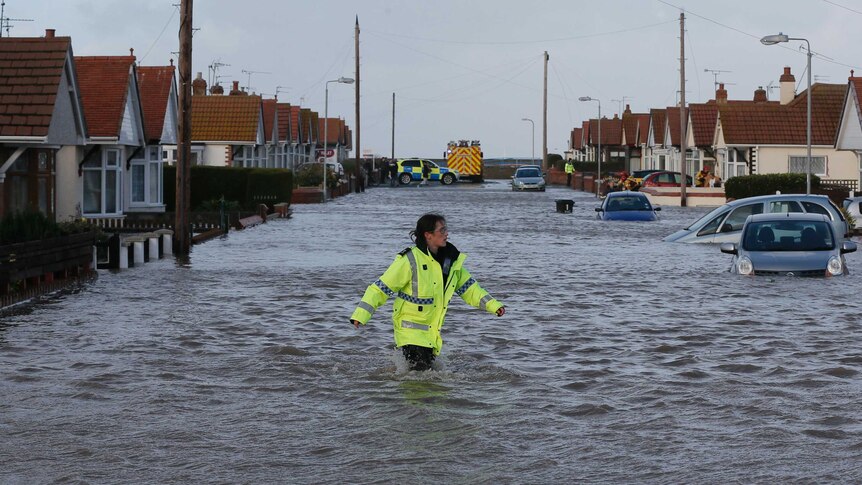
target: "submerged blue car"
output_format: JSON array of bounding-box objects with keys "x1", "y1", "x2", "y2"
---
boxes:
[{"x1": 595, "y1": 191, "x2": 660, "y2": 221}]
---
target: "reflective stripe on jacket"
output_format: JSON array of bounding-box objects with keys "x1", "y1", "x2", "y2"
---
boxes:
[
  {"x1": 565, "y1": 162, "x2": 574, "y2": 174},
  {"x1": 351, "y1": 246, "x2": 502, "y2": 355}
]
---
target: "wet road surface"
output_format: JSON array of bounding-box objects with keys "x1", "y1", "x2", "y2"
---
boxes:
[{"x1": 2, "y1": 181, "x2": 862, "y2": 483}]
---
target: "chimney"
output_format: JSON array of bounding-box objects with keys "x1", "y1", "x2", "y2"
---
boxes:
[
  {"x1": 753, "y1": 86, "x2": 768, "y2": 103},
  {"x1": 192, "y1": 72, "x2": 207, "y2": 96},
  {"x1": 624, "y1": 104, "x2": 631, "y2": 115},
  {"x1": 210, "y1": 84, "x2": 224, "y2": 95},
  {"x1": 716, "y1": 83, "x2": 728, "y2": 104},
  {"x1": 779, "y1": 67, "x2": 796, "y2": 105},
  {"x1": 44, "y1": 29, "x2": 55, "y2": 39},
  {"x1": 229, "y1": 80, "x2": 244, "y2": 96}
]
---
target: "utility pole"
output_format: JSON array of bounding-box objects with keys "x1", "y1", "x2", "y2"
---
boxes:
[
  {"x1": 542, "y1": 51, "x2": 549, "y2": 170},
  {"x1": 679, "y1": 11, "x2": 687, "y2": 207},
  {"x1": 391, "y1": 93, "x2": 395, "y2": 160},
  {"x1": 175, "y1": 0, "x2": 193, "y2": 254},
  {"x1": 354, "y1": 16, "x2": 361, "y2": 193}
]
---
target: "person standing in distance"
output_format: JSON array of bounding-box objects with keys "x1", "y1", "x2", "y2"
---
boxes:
[
  {"x1": 565, "y1": 159, "x2": 574, "y2": 187},
  {"x1": 350, "y1": 213, "x2": 506, "y2": 371}
]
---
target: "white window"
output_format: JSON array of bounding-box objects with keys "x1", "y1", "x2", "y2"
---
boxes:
[
  {"x1": 83, "y1": 148, "x2": 122, "y2": 215},
  {"x1": 788, "y1": 155, "x2": 826, "y2": 176},
  {"x1": 130, "y1": 147, "x2": 163, "y2": 206}
]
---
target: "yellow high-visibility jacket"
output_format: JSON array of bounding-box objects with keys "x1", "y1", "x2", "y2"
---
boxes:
[
  {"x1": 565, "y1": 162, "x2": 574, "y2": 174},
  {"x1": 351, "y1": 245, "x2": 503, "y2": 355}
]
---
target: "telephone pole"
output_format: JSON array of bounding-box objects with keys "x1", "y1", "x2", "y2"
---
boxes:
[
  {"x1": 175, "y1": 0, "x2": 193, "y2": 254},
  {"x1": 679, "y1": 11, "x2": 688, "y2": 207},
  {"x1": 542, "y1": 51, "x2": 549, "y2": 170},
  {"x1": 354, "y1": 16, "x2": 362, "y2": 192},
  {"x1": 391, "y1": 93, "x2": 395, "y2": 160}
]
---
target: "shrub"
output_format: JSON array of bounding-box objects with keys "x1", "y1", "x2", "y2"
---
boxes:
[
  {"x1": 163, "y1": 165, "x2": 293, "y2": 211},
  {"x1": 723, "y1": 173, "x2": 820, "y2": 200},
  {"x1": 294, "y1": 163, "x2": 339, "y2": 189},
  {"x1": 0, "y1": 211, "x2": 95, "y2": 245}
]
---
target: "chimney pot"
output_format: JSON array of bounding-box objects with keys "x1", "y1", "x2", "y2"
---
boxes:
[
  {"x1": 44, "y1": 29, "x2": 55, "y2": 38},
  {"x1": 753, "y1": 86, "x2": 768, "y2": 103},
  {"x1": 715, "y1": 83, "x2": 728, "y2": 104}
]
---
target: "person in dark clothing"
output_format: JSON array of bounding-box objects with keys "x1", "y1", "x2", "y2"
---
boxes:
[
  {"x1": 389, "y1": 161, "x2": 398, "y2": 187},
  {"x1": 419, "y1": 160, "x2": 430, "y2": 186}
]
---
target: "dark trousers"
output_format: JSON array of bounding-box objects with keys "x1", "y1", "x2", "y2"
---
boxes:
[
  {"x1": 401, "y1": 345, "x2": 435, "y2": 371},
  {"x1": 566, "y1": 173, "x2": 572, "y2": 186}
]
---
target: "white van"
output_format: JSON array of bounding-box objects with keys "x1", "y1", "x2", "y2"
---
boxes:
[{"x1": 664, "y1": 194, "x2": 849, "y2": 244}]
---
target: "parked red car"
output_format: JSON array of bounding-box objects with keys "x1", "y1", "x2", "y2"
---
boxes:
[{"x1": 641, "y1": 171, "x2": 693, "y2": 187}]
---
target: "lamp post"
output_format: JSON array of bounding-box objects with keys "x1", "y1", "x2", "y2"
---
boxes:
[
  {"x1": 323, "y1": 77, "x2": 355, "y2": 201},
  {"x1": 761, "y1": 32, "x2": 812, "y2": 195},
  {"x1": 521, "y1": 118, "x2": 535, "y2": 164},
  {"x1": 579, "y1": 96, "x2": 601, "y2": 196}
]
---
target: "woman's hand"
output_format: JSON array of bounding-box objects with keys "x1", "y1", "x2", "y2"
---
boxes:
[
  {"x1": 496, "y1": 307, "x2": 506, "y2": 317},
  {"x1": 351, "y1": 319, "x2": 361, "y2": 328}
]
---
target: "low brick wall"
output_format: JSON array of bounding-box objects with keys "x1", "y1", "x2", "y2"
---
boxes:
[{"x1": 292, "y1": 187, "x2": 323, "y2": 204}]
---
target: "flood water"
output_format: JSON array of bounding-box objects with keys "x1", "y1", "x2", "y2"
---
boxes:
[{"x1": 3, "y1": 181, "x2": 862, "y2": 483}]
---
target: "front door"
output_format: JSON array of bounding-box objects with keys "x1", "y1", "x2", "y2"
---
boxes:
[{"x1": 4, "y1": 148, "x2": 55, "y2": 219}]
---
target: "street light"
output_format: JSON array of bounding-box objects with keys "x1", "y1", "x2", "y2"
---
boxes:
[
  {"x1": 521, "y1": 118, "x2": 535, "y2": 163},
  {"x1": 761, "y1": 32, "x2": 812, "y2": 195},
  {"x1": 579, "y1": 96, "x2": 601, "y2": 197},
  {"x1": 323, "y1": 76, "x2": 355, "y2": 201}
]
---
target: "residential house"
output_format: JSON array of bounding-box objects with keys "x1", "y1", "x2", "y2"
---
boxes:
[
  {"x1": 0, "y1": 29, "x2": 87, "y2": 220},
  {"x1": 288, "y1": 105, "x2": 305, "y2": 168},
  {"x1": 643, "y1": 109, "x2": 667, "y2": 170},
  {"x1": 61, "y1": 54, "x2": 147, "y2": 224},
  {"x1": 685, "y1": 102, "x2": 719, "y2": 176},
  {"x1": 566, "y1": 126, "x2": 585, "y2": 162},
  {"x1": 276, "y1": 102, "x2": 294, "y2": 170},
  {"x1": 713, "y1": 67, "x2": 855, "y2": 185},
  {"x1": 261, "y1": 98, "x2": 279, "y2": 168},
  {"x1": 190, "y1": 80, "x2": 265, "y2": 167},
  {"x1": 134, "y1": 63, "x2": 177, "y2": 213},
  {"x1": 318, "y1": 117, "x2": 349, "y2": 163},
  {"x1": 300, "y1": 108, "x2": 319, "y2": 163},
  {"x1": 620, "y1": 105, "x2": 650, "y2": 171},
  {"x1": 834, "y1": 73, "x2": 862, "y2": 189},
  {"x1": 584, "y1": 116, "x2": 623, "y2": 165}
]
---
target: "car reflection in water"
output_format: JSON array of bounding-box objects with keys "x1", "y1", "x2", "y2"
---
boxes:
[
  {"x1": 595, "y1": 191, "x2": 660, "y2": 221},
  {"x1": 720, "y1": 213, "x2": 857, "y2": 276}
]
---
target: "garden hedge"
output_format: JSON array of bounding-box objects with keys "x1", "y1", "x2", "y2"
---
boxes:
[
  {"x1": 723, "y1": 173, "x2": 819, "y2": 200},
  {"x1": 163, "y1": 165, "x2": 293, "y2": 211}
]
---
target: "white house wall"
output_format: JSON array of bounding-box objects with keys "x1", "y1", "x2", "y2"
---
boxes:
[
  {"x1": 161, "y1": 81, "x2": 178, "y2": 145},
  {"x1": 55, "y1": 145, "x2": 83, "y2": 221},
  {"x1": 201, "y1": 144, "x2": 229, "y2": 166},
  {"x1": 118, "y1": 86, "x2": 142, "y2": 146},
  {"x1": 836, "y1": 89, "x2": 862, "y2": 150},
  {"x1": 755, "y1": 146, "x2": 858, "y2": 180}
]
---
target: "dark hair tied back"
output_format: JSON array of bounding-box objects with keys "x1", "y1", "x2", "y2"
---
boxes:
[{"x1": 410, "y1": 213, "x2": 446, "y2": 246}]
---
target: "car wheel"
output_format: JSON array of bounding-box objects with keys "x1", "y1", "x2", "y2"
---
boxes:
[
  {"x1": 399, "y1": 173, "x2": 412, "y2": 185},
  {"x1": 441, "y1": 173, "x2": 455, "y2": 185}
]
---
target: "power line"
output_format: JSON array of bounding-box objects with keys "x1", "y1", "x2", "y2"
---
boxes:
[
  {"x1": 823, "y1": 0, "x2": 862, "y2": 15},
  {"x1": 139, "y1": 4, "x2": 178, "y2": 64},
  {"x1": 365, "y1": 19, "x2": 677, "y2": 46}
]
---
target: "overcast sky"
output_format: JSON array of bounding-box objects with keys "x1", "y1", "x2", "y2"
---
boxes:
[{"x1": 9, "y1": 0, "x2": 862, "y2": 158}]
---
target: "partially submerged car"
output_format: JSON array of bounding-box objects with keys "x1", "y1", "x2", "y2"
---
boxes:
[
  {"x1": 842, "y1": 196, "x2": 862, "y2": 232},
  {"x1": 595, "y1": 191, "x2": 660, "y2": 221},
  {"x1": 511, "y1": 166, "x2": 546, "y2": 191},
  {"x1": 664, "y1": 194, "x2": 849, "y2": 244},
  {"x1": 720, "y1": 212, "x2": 856, "y2": 276}
]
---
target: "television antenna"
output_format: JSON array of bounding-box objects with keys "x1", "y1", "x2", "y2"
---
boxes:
[
  {"x1": 704, "y1": 68, "x2": 732, "y2": 91},
  {"x1": 241, "y1": 69, "x2": 271, "y2": 93},
  {"x1": 207, "y1": 59, "x2": 230, "y2": 88},
  {"x1": 0, "y1": 1, "x2": 33, "y2": 38}
]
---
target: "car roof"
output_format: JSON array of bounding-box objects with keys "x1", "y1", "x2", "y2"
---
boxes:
[
  {"x1": 606, "y1": 190, "x2": 646, "y2": 197},
  {"x1": 747, "y1": 212, "x2": 830, "y2": 223},
  {"x1": 723, "y1": 193, "x2": 834, "y2": 208}
]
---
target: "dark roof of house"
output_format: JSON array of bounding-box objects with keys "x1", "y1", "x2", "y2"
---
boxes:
[
  {"x1": 718, "y1": 83, "x2": 846, "y2": 145},
  {"x1": 571, "y1": 127, "x2": 583, "y2": 150},
  {"x1": 276, "y1": 103, "x2": 292, "y2": 143},
  {"x1": 0, "y1": 35, "x2": 72, "y2": 137},
  {"x1": 649, "y1": 109, "x2": 666, "y2": 145},
  {"x1": 136, "y1": 65, "x2": 174, "y2": 143},
  {"x1": 261, "y1": 99, "x2": 277, "y2": 143},
  {"x1": 318, "y1": 117, "x2": 344, "y2": 145},
  {"x1": 75, "y1": 56, "x2": 137, "y2": 138},
  {"x1": 688, "y1": 103, "x2": 719, "y2": 147},
  {"x1": 588, "y1": 116, "x2": 623, "y2": 145},
  {"x1": 190, "y1": 94, "x2": 261, "y2": 142}
]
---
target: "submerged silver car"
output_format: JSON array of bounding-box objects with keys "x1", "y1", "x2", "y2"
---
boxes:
[
  {"x1": 665, "y1": 194, "x2": 849, "y2": 244},
  {"x1": 720, "y1": 213, "x2": 857, "y2": 276},
  {"x1": 511, "y1": 166, "x2": 546, "y2": 191}
]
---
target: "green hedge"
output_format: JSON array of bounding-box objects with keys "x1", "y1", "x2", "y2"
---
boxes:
[
  {"x1": 163, "y1": 165, "x2": 293, "y2": 211},
  {"x1": 723, "y1": 173, "x2": 820, "y2": 200},
  {"x1": 0, "y1": 210, "x2": 96, "y2": 245},
  {"x1": 566, "y1": 160, "x2": 626, "y2": 174}
]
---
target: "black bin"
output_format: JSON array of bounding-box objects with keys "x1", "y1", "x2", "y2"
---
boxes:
[{"x1": 555, "y1": 199, "x2": 574, "y2": 213}]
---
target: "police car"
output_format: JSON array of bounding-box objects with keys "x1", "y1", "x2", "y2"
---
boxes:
[{"x1": 397, "y1": 158, "x2": 459, "y2": 185}]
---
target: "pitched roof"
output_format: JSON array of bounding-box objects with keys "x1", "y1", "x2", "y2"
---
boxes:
[
  {"x1": 261, "y1": 98, "x2": 277, "y2": 143},
  {"x1": 851, "y1": 78, "x2": 862, "y2": 124},
  {"x1": 0, "y1": 35, "x2": 72, "y2": 138},
  {"x1": 649, "y1": 109, "x2": 666, "y2": 145},
  {"x1": 191, "y1": 94, "x2": 261, "y2": 142},
  {"x1": 636, "y1": 114, "x2": 650, "y2": 145},
  {"x1": 622, "y1": 111, "x2": 649, "y2": 147},
  {"x1": 318, "y1": 117, "x2": 343, "y2": 144},
  {"x1": 75, "y1": 56, "x2": 136, "y2": 138},
  {"x1": 571, "y1": 127, "x2": 583, "y2": 150},
  {"x1": 289, "y1": 106, "x2": 301, "y2": 142},
  {"x1": 345, "y1": 127, "x2": 353, "y2": 150},
  {"x1": 689, "y1": 103, "x2": 718, "y2": 147},
  {"x1": 136, "y1": 65, "x2": 174, "y2": 143},
  {"x1": 718, "y1": 83, "x2": 845, "y2": 145},
  {"x1": 276, "y1": 103, "x2": 292, "y2": 143},
  {"x1": 664, "y1": 107, "x2": 689, "y2": 146},
  {"x1": 588, "y1": 117, "x2": 622, "y2": 145}
]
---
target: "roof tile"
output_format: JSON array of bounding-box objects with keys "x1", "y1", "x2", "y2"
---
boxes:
[
  {"x1": 137, "y1": 65, "x2": 175, "y2": 143},
  {"x1": 75, "y1": 55, "x2": 136, "y2": 138}
]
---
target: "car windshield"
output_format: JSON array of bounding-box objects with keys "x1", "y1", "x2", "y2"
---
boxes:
[
  {"x1": 516, "y1": 169, "x2": 541, "y2": 178},
  {"x1": 606, "y1": 196, "x2": 652, "y2": 211},
  {"x1": 742, "y1": 220, "x2": 835, "y2": 252}
]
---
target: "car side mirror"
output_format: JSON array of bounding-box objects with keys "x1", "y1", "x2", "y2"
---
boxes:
[
  {"x1": 654, "y1": 207, "x2": 661, "y2": 211},
  {"x1": 720, "y1": 223, "x2": 734, "y2": 233},
  {"x1": 595, "y1": 207, "x2": 603, "y2": 212},
  {"x1": 841, "y1": 241, "x2": 857, "y2": 254},
  {"x1": 720, "y1": 242, "x2": 738, "y2": 255}
]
